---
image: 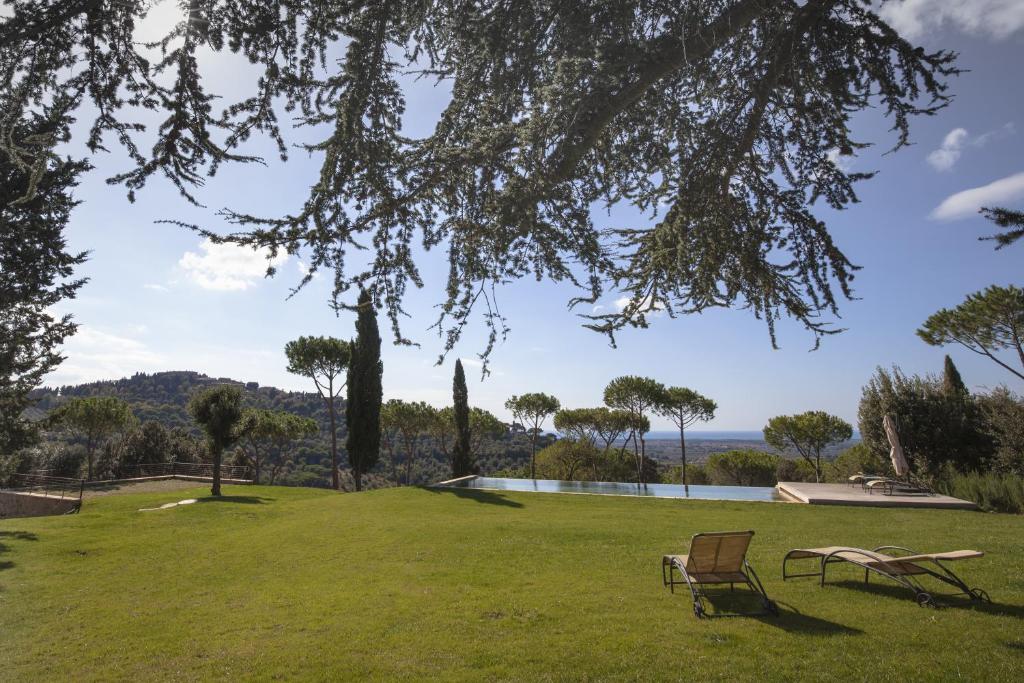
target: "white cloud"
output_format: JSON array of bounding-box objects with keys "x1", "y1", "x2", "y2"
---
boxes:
[
  {"x1": 930, "y1": 172, "x2": 1024, "y2": 220},
  {"x1": 46, "y1": 326, "x2": 166, "y2": 385},
  {"x1": 881, "y1": 0, "x2": 1024, "y2": 40},
  {"x1": 459, "y1": 357, "x2": 484, "y2": 368},
  {"x1": 926, "y1": 127, "x2": 968, "y2": 171},
  {"x1": 143, "y1": 283, "x2": 170, "y2": 292},
  {"x1": 926, "y1": 125, "x2": 1014, "y2": 172},
  {"x1": 614, "y1": 295, "x2": 666, "y2": 315},
  {"x1": 179, "y1": 239, "x2": 287, "y2": 291},
  {"x1": 827, "y1": 148, "x2": 855, "y2": 172}
]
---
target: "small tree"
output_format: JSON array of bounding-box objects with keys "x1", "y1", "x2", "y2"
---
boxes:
[
  {"x1": 188, "y1": 385, "x2": 244, "y2": 496},
  {"x1": 979, "y1": 206, "x2": 1024, "y2": 250},
  {"x1": 285, "y1": 335, "x2": 351, "y2": 489},
  {"x1": 388, "y1": 400, "x2": 432, "y2": 485},
  {"x1": 237, "y1": 409, "x2": 318, "y2": 484},
  {"x1": 706, "y1": 450, "x2": 780, "y2": 486},
  {"x1": 505, "y1": 392, "x2": 560, "y2": 479},
  {"x1": 451, "y1": 359, "x2": 473, "y2": 477},
  {"x1": 764, "y1": 411, "x2": 852, "y2": 483},
  {"x1": 51, "y1": 396, "x2": 137, "y2": 480},
  {"x1": 603, "y1": 376, "x2": 665, "y2": 484},
  {"x1": 346, "y1": 290, "x2": 383, "y2": 491},
  {"x1": 468, "y1": 408, "x2": 503, "y2": 463},
  {"x1": 655, "y1": 387, "x2": 716, "y2": 487},
  {"x1": 917, "y1": 285, "x2": 1024, "y2": 381},
  {"x1": 427, "y1": 406, "x2": 455, "y2": 466},
  {"x1": 942, "y1": 355, "x2": 968, "y2": 398}
]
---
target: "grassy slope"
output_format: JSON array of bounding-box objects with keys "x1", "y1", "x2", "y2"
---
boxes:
[{"x1": 2, "y1": 486, "x2": 1023, "y2": 681}]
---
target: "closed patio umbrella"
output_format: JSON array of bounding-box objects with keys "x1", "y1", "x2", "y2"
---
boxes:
[{"x1": 883, "y1": 414, "x2": 909, "y2": 477}]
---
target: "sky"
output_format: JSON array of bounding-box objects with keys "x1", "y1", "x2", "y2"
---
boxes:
[{"x1": 44, "y1": 0, "x2": 1024, "y2": 431}]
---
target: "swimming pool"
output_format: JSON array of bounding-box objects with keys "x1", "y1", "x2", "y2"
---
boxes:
[{"x1": 437, "y1": 476, "x2": 785, "y2": 502}]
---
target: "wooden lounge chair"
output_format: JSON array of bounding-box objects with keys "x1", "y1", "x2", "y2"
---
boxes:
[
  {"x1": 662, "y1": 530, "x2": 778, "y2": 618},
  {"x1": 782, "y1": 545, "x2": 989, "y2": 607}
]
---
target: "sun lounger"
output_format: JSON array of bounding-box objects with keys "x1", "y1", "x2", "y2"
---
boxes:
[
  {"x1": 782, "y1": 545, "x2": 989, "y2": 606},
  {"x1": 848, "y1": 473, "x2": 887, "y2": 488},
  {"x1": 662, "y1": 530, "x2": 778, "y2": 618},
  {"x1": 864, "y1": 478, "x2": 931, "y2": 496}
]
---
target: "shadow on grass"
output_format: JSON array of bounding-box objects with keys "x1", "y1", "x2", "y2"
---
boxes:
[
  {"x1": 827, "y1": 579, "x2": 1024, "y2": 617},
  {"x1": 423, "y1": 486, "x2": 524, "y2": 508},
  {"x1": 759, "y1": 601, "x2": 863, "y2": 635},
  {"x1": 692, "y1": 592, "x2": 862, "y2": 634},
  {"x1": 0, "y1": 530, "x2": 38, "y2": 574},
  {"x1": 196, "y1": 495, "x2": 273, "y2": 505}
]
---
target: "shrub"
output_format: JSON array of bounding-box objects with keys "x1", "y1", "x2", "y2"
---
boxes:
[
  {"x1": 775, "y1": 457, "x2": 817, "y2": 483},
  {"x1": 706, "y1": 450, "x2": 780, "y2": 486},
  {"x1": 829, "y1": 442, "x2": 892, "y2": 482},
  {"x1": 977, "y1": 388, "x2": 1024, "y2": 475},
  {"x1": 936, "y1": 471, "x2": 1024, "y2": 514},
  {"x1": 536, "y1": 440, "x2": 600, "y2": 481}
]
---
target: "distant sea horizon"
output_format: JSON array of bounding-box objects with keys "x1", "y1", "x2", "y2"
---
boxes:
[{"x1": 644, "y1": 430, "x2": 862, "y2": 441}]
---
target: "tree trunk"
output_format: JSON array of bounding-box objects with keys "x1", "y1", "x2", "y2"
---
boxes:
[
  {"x1": 353, "y1": 468, "x2": 362, "y2": 491},
  {"x1": 679, "y1": 425, "x2": 687, "y2": 487},
  {"x1": 530, "y1": 430, "x2": 538, "y2": 479},
  {"x1": 327, "y1": 388, "x2": 339, "y2": 490},
  {"x1": 211, "y1": 448, "x2": 222, "y2": 496},
  {"x1": 254, "y1": 450, "x2": 261, "y2": 485}
]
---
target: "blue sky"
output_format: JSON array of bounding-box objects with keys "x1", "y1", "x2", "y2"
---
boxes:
[{"x1": 47, "y1": 1, "x2": 1024, "y2": 430}]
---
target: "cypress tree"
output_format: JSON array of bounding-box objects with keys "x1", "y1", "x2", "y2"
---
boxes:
[
  {"x1": 942, "y1": 355, "x2": 968, "y2": 398},
  {"x1": 345, "y1": 291, "x2": 382, "y2": 491},
  {"x1": 451, "y1": 359, "x2": 474, "y2": 477}
]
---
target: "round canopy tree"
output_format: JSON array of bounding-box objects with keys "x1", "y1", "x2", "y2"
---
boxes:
[
  {"x1": 655, "y1": 387, "x2": 717, "y2": 487},
  {"x1": 188, "y1": 384, "x2": 244, "y2": 497}
]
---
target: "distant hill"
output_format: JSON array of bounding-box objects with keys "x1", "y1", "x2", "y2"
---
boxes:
[{"x1": 29, "y1": 371, "x2": 541, "y2": 487}]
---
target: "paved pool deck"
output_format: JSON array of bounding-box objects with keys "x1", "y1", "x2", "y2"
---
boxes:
[{"x1": 776, "y1": 482, "x2": 977, "y2": 510}]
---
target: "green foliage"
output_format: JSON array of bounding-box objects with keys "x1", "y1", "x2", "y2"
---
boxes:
[
  {"x1": 380, "y1": 400, "x2": 433, "y2": 485},
  {"x1": 50, "y1": 396, "x2": 138, "y2": 480},
  {"x1": 706, "y1": 450, "x2": 780, "y2": 486},
  {"x1": 553, "y1": 408, "x2": 602, "y2": 447},
  {"x1": 451, "y1": 360, "x2": 473, "y2": 478},
  {"x1": 187, "y1": 385, "x2": 244, "y2": 496},
  {"x1": 237, "y1": 409, "x2": 318, "y2": 484},
  {"x1": 774, "y1": 458, "x2": 818, "y2": 483},
  {"x1": 346, "y1": 291, "x2": 383, "y2": 491},
  {"x1": 1, "y1": 115, "x2": 89, "y2": 455},
  {"x1": 286, "y1": 335, "x2": 351, "y2": 489},
  {"x1": 1, "y1": 2, "x2": 960, "y2": 359},
  {"x1": 976, "y1": 388, "x2": 1024, "y2": 476},
  {"x1": 505, "y1": 392, "x2": 560, "y2": 479},
  {"x1": 655, "y1": 386, "x2": 716, "y2": 485},
  {"x1": 857, "y1": 366, "x2": 992, "y2": 476},
  {"x1": 936, "y1": 471, "x2": 1024, "y2": 514},
  {"x1": 917, "y1": 285, "x2": 1024, "y2": 381},
  {"x1": 764, "y1": 411, "x2": 852, "y2": 483},
  {"x1": 604, "y1": 376, "x2": 664, "y2": 483},
  {"x1": 942, "y1": 355, "x2": 968, "y2": 398},
  {"x1": 979, "y1": 206, "x2": 1024, "y2": 249},
  {"x1": 830, "y1": 442, "x2": 891, "y2": 482},
  {"x1": 535, "y1": 440, "x2": 601, "y2": 481},
  {"x1": 468, "y1": 408, "x2": 503, "y2": 462}
]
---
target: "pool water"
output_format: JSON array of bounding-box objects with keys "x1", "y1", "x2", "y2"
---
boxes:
[{"x1": 439, "y1": 476, "x2": 785, "y2": 502}]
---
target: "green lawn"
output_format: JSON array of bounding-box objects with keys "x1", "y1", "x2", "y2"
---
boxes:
[{"x1": 2, "y1": 485, "x2": 1023, "y2": 681}]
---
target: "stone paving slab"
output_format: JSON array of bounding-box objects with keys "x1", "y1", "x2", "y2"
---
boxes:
[{"x1": 776, "y1": 481, "x2": 977, "y2": 510}]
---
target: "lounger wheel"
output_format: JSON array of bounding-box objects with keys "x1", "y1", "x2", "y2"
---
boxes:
[
  {"x1": 916, "y1": 592, "x2": 935, "y2": 608},
  {"x1": 970, "y1": 588, "x2": 991, "y2": 603},
  {"x1": 693, "y1": 603, "x2": 705, "y2": 619}
]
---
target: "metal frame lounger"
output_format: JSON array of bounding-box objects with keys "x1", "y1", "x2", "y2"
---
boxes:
[
  {"x1": 848, "y1": 473, "x2": 887, "y2": 488},
  {"x1": 864, "y1": 478, "x2": 931, "y2": 496},
  {"x1": 663, "y1": 530, "x2": 778, "y2": 618},
  {"x1": 782, "y1": 545, "x2": 990, "y2": 607}
]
